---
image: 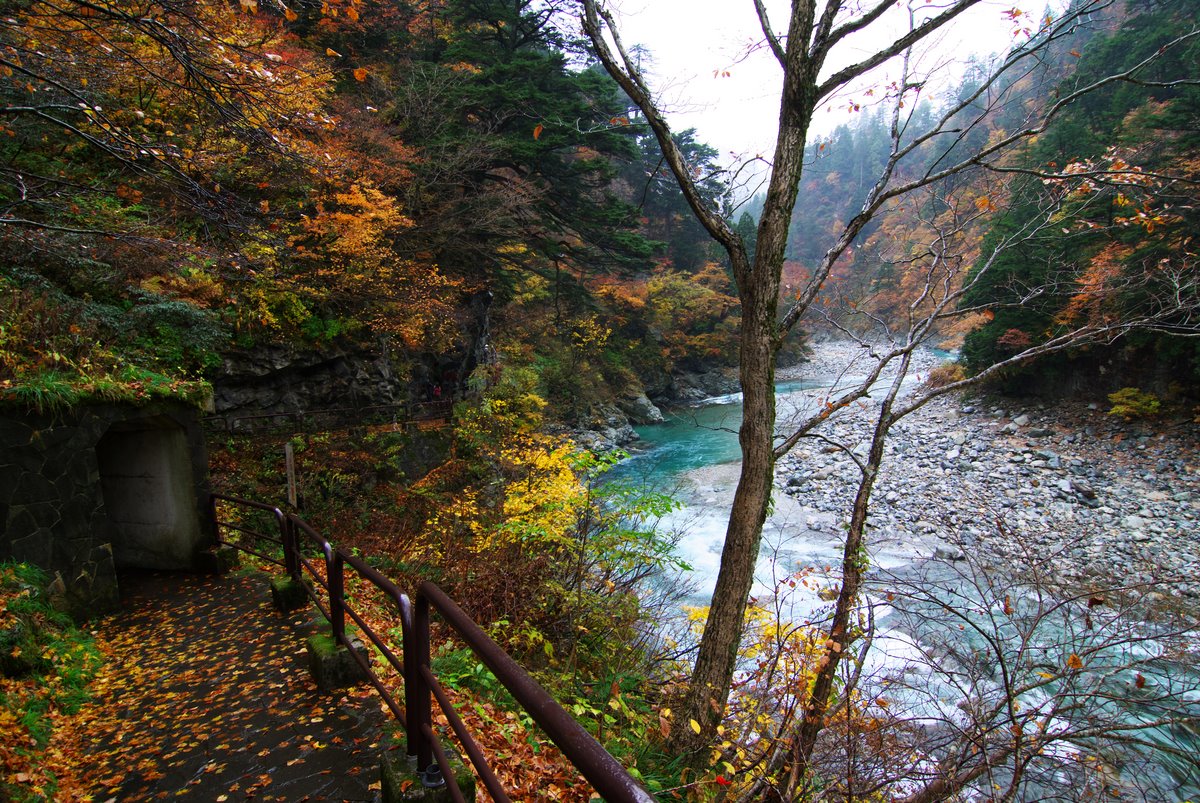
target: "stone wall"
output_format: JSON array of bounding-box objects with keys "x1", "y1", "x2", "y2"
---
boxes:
[
  {"x1": 213, "y1": 344, "x2": 411, "y2": 419},
  {"x1": 0, "y1": 401, "x2": 214, "y2": 618}
]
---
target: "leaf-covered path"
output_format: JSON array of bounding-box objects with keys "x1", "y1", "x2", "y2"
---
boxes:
[{"x1": 75, "y1": 570, "x2": 386, "y2": 801}]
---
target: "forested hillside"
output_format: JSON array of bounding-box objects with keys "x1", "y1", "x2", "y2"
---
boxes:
[
  {"x1": 0, "y1": 0, "x2": 738, "y2": 422},
  {"x1": 3, "y1": 0, "x2": 1194, "y2": 420},
  {"x1": 769, "y1": 0, "x2": 1199, "y2": 397},
  {"x1": 959, "y1": 0, "x2": 1200, "y2": 392},
  {"x1": 3, "y1": 0, "x2": 1200, "y2": 800}
]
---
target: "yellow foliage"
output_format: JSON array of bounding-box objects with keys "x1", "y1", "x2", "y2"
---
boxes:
[
  {"x1": 299, "y1": 182, "x2": 412, "y2": 263},
  {"x1": 490, "y1": 440, "x2": 586, "y2": 551},
  {"x1": 690, "y1": 572, "x2": 882, "y2": 798},
  {"x1": 570, "y1": 315, "x2": 611, "y2": 355}
]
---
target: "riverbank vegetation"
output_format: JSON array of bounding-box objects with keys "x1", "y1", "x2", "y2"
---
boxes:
[{"x1": 207, "y1": 367, "x2": 696, "y2": 794}]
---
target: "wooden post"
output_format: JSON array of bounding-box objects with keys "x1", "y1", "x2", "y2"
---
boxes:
[{"x1": 285, "y1": 442, "x2": 298, "y2": 509}]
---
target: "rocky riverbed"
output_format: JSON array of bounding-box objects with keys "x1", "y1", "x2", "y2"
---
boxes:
[{"x1": 773, "y1": 341, "x2": 1200, "y2": 600}]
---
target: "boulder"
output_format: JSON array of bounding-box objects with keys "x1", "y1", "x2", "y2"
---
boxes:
[{"x1": 617, "y1": 391, "x2": 665, "y2": 425}]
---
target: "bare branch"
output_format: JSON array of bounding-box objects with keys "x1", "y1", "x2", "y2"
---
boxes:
[
  {"x1": 815, "y1": 0, "x2": 987, "y2": 100},
  {"x1": 780, "y1": 22, "x2": 1200, "y2": 339},
  {"x1": 579, "y1": 1, "x2": 746, "y2": 275},
  {"x1": 751, "y1": 0, "x2": 785, "y2": 67}
]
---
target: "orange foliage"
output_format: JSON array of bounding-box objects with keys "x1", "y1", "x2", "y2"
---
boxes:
[
  {"x1": 289, "y1": 182, "x2": 463, "y2": 347},
  {"x1": 996, "y1": 327, "x2": 1034, "y2": 351},
  {"x1": 1055, "y1": 243, "x2": 1133, "y2": 327},
  {"x1": 6, "y1": 0, "x2": 335, "y2": 183}
]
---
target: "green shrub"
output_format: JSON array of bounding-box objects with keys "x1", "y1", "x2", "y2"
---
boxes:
[
  {"x1": 1107, "y1": 387, "x2": 1161, "y2": 420},
  {"x1": 2, "y1": 370, "x2": 82, "y2": 414},
  {"x1": 0, "y1": 562, "x2": 102, "y2": 802}
]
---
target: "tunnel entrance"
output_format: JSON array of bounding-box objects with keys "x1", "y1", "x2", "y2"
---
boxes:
[{"x1": 96, "y1": 416, "x2": 205, "y2": 571}]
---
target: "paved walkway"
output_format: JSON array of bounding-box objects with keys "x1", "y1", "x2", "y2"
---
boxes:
[{"x1": 78, "y1": 570, "x2": 387, "y2": 801}]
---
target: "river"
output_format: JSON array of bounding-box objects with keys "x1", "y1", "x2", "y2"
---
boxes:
[
  {"x1": 612, "y1": 363, "x2": 932, "y2": 612},
  {"x1": 610, "y1": 347, "x2": 1200, "y2": 801}
]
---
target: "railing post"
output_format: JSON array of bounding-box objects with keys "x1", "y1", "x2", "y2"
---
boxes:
[
  {"x1": 328, "y1": 550, "x2": 346, "y2": 641},
  {"x1": 282, "y1": 516, "x2": 301, "y2": 582},
  {"x1": 410, "y1": 593, "x2": 433, "y2": 778},
  {"x1": 402, "y1": 605, "x2": 419, "y2": 759}
]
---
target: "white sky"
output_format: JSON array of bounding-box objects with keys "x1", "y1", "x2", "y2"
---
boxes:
[{"x1": 600, "y1": 0, "x2": 1046, "y2": 166}]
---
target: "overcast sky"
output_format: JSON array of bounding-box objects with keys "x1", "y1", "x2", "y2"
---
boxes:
[{"x1": 598, "y1": 0, "x2": 1045, "y2": 167}]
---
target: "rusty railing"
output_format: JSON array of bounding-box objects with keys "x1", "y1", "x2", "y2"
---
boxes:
[{"x1": 209, "y1": 494, "x2": 654, "y2": 803}]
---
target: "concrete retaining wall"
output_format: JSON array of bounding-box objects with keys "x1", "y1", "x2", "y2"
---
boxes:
[{"x1": 0, "y1": 401, "x2": 214, "y2": 618}]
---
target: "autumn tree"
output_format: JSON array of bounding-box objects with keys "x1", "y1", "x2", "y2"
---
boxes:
[
  {"x1": 0, "y1": 0, "x2": 332, "y2": 235},
  {"x1": 0, "y1": 0, "x2": 345, "y2": 400},
  {"x1": 962, "y1": 4, "x2": 1200, "y2": 386},
  {"x1": 579, "y1": 0, "x2": 1200, "y2": 791}
]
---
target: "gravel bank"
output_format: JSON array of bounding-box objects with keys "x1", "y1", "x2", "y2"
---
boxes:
[{"x1": 774, "y1": 345, "x2": 1200, "y2": 599}]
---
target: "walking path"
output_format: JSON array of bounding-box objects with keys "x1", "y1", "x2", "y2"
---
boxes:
[{"x1": 76, "y1": 570, "x2": 386, "y2": 801}]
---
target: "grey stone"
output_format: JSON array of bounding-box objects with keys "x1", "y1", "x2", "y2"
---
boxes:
[
  {"x1": 934, "y1": 544, "x2": 966, "y2": 561},
  {"x1": 271, "y1": 576, "x2": 311, "y2": 612},
  {"x1": 1122, "y1": 515, "x2": 1146, "y2": 531},
  {"x1": 306, "y1": 629, "x2": 371, "y2": 692},
  {"x1": 617, "y1": 391, "x2": 665, "y2": 425},
  {"x1": 0, "y1": 417, "x2": 35, "y2": 448},
  {"x1": 1071, "y1": 479, "x2": 1097, "y2": 500}
]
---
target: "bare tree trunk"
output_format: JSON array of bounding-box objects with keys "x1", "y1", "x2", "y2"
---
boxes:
[
  {"x1": 670, "y1": 32, "x2": 819, "y2": 748},
  {"x1": 679, "y1": 284, "x2": 779, "y2": 742}
]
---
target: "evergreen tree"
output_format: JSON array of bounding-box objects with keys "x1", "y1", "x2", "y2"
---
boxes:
[
  {"x1": 389, "y1": 0, "x2": 655, "y2": 292},
  {"x1": 961, "y1": 0, "x2": 1200, "y2": 386}
]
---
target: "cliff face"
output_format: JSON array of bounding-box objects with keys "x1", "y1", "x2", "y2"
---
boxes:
[
  {"x1": 212, "y1": 344, "x2": 411, "y2": 419},
  {"x1": 212, "y1": 292, "x2": 497, "y2": 424}
]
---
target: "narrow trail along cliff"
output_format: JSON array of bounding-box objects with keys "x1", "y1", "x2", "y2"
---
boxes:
[{"x1": 75, "y1": 571, "x2": 385, "y2": 801}]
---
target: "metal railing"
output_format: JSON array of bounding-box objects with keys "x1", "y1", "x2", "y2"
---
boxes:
[{"x1": 209, "y1": 494, "x2": 654, "y2": 803}]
